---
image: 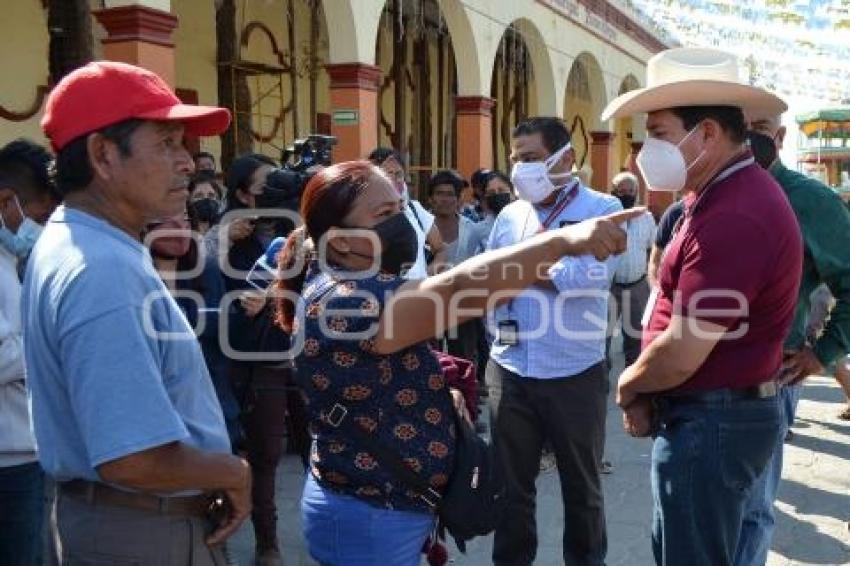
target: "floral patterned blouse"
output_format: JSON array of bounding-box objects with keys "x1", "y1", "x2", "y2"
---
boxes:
[{"x1": 295, "y1": 262, "x2": 456, "y2": 513}]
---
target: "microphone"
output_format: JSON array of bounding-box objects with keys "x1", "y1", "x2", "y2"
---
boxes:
[{"x1": 246, "y1": 237, "x2": 286, "y2": 291}]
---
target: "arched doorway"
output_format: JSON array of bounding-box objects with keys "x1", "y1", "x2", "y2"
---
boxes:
[
  {"x1": 217, "y1": 0, "x2": 332, "y2": 167},
  {"x1": 614, "y1": 75, "x2": 640, "y2": 175},
  {"x1": 490, "y1": 23, "x2": 533, "y2": 174},
  {"x1": 375, "y1": 0, "x2": 459, "y2": 199},
  {"x1": 563, "y1": 53, "x2": 607, "y2": 183}
]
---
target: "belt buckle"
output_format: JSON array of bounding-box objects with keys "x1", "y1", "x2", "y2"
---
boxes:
[
  {"x1": 757, "y1": 381, "x2": 777, "y2": 398},
  {"x1": 326, "y1": 404, "x2": 348, "y2": 428}
]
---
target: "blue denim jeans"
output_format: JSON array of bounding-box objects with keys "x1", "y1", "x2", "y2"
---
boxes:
[
  {"x1": 733, "y1": 384, "x2": 800, "y2": 566},
  {"x1": 301, "y1": 473, "x2": 434, "y2": 566},
  {"x1": 650, "y1": 391, "x2": 782, "y2": 566},
  {"x1": 0, "y1": 462, "x2": 45, "y2": 566}
]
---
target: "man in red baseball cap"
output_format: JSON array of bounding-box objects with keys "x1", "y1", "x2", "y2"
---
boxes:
[{"x1": 23, "y1": 61, "x2": 250, "y2": 565}]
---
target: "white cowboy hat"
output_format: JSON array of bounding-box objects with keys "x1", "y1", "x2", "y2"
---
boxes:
[{"x1": 601, "y1": 47, "x2": 787, "y2": 121}]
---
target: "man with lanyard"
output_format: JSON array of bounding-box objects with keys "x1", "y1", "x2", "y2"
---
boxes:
[
  {"x1": 733, "y1": 111, "x2": 850, "y2": 565},
  {"x1": 486, "y1": 116, "x2": 622, "y2": 565},
  {"x1": 607, "y1": 48, "x2": 803, "y2": 565},
  {"x1": 24, "y1": 62, "x2": 249, "y2": 564}
]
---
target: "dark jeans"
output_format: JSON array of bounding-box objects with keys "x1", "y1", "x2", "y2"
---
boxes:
[
  {"x1": 487, "y1": 360, "x2": 608, "y2": 566},
  {"x1": 651, "y1": 392, "x2": 782, "y2": 566},
  {"x1": 235, "y1": 365, "x2": 309, "y2": 551},
  {"x1": 607, "y1": 277, "x2": 651, "y2": 368},
  {"x1": 0, "y1": 462, "x2": 45, "y2": 566}
]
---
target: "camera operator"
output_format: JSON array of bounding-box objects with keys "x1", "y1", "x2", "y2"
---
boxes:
[{"x1": 206, "y1": 152, "x2": 307, "y2": 566}]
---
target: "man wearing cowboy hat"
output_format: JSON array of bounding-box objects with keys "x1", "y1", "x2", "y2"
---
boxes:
[
  {"x1": 23, "y1": 61, "x2": 250, "y2": 564},
  {"x1": 734, "y1": 111, "x2": 850, "y2": 565},
  {"x1": 606, "y1": 47, "x2": 803, "y2": 565}
]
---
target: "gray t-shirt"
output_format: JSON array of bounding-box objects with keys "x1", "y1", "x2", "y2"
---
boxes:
[{"x1": 22, "y1": 207, "x2": 230, "y2": 482}]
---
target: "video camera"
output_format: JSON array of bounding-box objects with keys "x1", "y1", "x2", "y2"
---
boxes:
[{"x1": 255, "y1": 134, "x2": 337, "y2": 211}]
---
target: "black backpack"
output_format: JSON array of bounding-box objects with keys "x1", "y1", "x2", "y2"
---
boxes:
[{"x1": 435, "y1": 414, "x2": 505, "y2": 549}]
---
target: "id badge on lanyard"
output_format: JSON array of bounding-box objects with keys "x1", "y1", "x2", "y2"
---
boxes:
[{"x1": 499, "y1": 183, "x2": 579, "y2": 346}]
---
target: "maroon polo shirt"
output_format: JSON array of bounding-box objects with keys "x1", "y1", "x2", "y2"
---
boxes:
[{"x1": 643, "y1": 153, "x2": 803, "y2": 392}]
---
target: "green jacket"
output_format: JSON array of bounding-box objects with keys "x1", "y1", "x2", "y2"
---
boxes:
[{"x1": 771, "y1": 161, "x2": 850, "y2": 364}]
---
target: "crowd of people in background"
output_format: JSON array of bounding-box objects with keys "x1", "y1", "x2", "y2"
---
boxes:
[{"x1": 3, "y1": 48, "x2": 850, "y2": 566}]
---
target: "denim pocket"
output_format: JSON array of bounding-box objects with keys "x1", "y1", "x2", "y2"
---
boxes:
[{"x1": 718, "y1": 419, "x2": 780, "y2": 493}]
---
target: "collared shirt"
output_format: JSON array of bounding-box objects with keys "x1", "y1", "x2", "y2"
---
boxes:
[
  {"x1": 643, "y1": 155, "x2": 803, "y2": 392},
  {"x1": 614, "y1": 210, "x2": 656, "y2": 284},
  {"x1": 487, "y1": 183, "x2": 622, "y2": 379},
  {"x1": 770, "y1": 162, "x2": 850, "y2": 365},
  {"x1": 22, "y1": 207, "x2": 230, "y2": 482}
]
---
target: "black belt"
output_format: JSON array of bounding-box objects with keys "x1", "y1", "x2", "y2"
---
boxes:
[
  {"x1": 614, "y1": 274, "x2": 646, "y2": 288},
  {"x1": 59, "y1": 480, "x2": 216, "y2": 517},
  {"x1": 660, "y1": 381, "x2": 778, "y2": 406}
]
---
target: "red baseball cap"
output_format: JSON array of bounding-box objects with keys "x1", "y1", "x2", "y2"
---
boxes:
[{"x1": 41, "y1": 61, "x2": 231, "y2": 152}]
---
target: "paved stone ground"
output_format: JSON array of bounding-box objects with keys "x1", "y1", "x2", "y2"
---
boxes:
[{"x1": 231, "y1": 361, "x2": 850, "y2": 565}]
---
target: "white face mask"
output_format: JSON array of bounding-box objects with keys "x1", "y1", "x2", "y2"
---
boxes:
[
  {"x1": 0, "y1": 196, "x2": 43, "y2": 258},
  {"x1": 511, "y1": 143, "x2": 573, "y2": 204},
  {"x1": 637, "y1": 125, "x2": 706, "y2": 192}
]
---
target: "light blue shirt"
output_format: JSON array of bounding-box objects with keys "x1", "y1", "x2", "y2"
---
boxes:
[
  {"x1": 22, "y1": 206, "x2": 230, "y2": 482},
  {"x1": 486, "y1": 183, "x2": 622, "y2": 379},
  {"x1": 472, "y1": 215, "x2": 496, "y2": 255}
]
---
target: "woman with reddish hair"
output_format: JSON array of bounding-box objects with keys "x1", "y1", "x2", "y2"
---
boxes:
[{"x1": 274, "y1": 161, "x2": 639, "y2": 565}]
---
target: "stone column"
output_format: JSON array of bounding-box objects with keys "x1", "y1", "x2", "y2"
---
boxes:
[
  {"x1": 590, "y1": 131, "x2": 615, "y2": 192},
  {"x1": 455, "y1": 96, "x2": 495, "y2": 182},
  {"x1": 93, "y1": 2, "x2": 178, "y2": 86},
  {"x1": 626, "y1": 141, "x2": 646, "y2": 204},
  {"x1": 325, "y1": 63, "x2": 382, "y2": 163}
]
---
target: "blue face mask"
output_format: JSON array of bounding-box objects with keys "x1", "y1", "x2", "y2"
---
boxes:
[{"x1": 0, "y1": 197, "x2": 44, "y2": 258}]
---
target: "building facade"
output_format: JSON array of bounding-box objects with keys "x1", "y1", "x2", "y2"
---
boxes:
[{"x1": 0, "y1": 0, "x2": 672, "y2": 210}]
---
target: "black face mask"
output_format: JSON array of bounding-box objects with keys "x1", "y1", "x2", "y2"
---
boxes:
[
  {"x1": 189, "y1": 198, "x2": 219, "y2": 223},
  {"x1": 747, "y1": 131, "x2": 778, "y2": 170},
  {"x1": 348, "y1": 213, "x2": 419, "y2": 275},
  {"x1": 616, "y1": 194, "x2": 636, "y2": 209},
  {"x1": 486, "y1": 193, "x2": 512, "y2": 215}
]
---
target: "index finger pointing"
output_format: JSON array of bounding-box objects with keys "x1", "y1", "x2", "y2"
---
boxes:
[{"x1": 605, "y1": 207, "x2": 647, "y2": 225}]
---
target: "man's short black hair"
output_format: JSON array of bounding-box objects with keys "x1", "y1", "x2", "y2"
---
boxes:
[
  {"x1": 470, "y1": 168, "x2": 492, "y2": 195},
  {"x1": 54, "y1": 119, "x2": 144, "y2": 197},
  {"x1": 367, "y1": 147, "x2": 405, "y2": 168},
  {"x1": 512, "y1": 117, "x2": 572, "y2": 155},
  {"x1": 428, "y1": 169, "x2": 468, "y2": 197},
  {"x1": 0, "y1": 139, "x2": 57, "y2": 201},
  {"x1": 670, "y1": 106, "x2": 747, "y2": 144},
  {"x1": 193, "y1": 151, "x2": 216, "y2": 164}
]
